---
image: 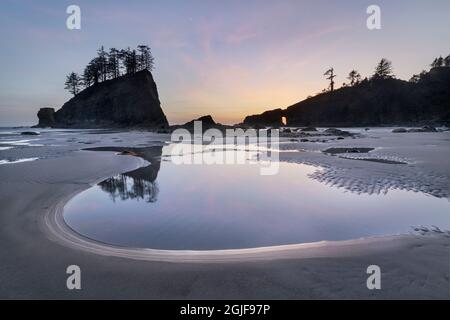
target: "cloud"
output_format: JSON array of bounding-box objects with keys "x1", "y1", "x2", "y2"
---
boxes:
[{"x1": 225, "y1": 28, "x2": 259, "y2": 44}]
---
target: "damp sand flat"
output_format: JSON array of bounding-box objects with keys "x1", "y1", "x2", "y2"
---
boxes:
[{"x1": 0, "y1": 128, "x2": 449, "y2": 298}]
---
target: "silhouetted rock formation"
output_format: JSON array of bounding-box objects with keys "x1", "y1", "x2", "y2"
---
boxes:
[
  {"x1": 170, "y1": 115, "x2": 232, "y2": 132},
  {"x1": 243, "y1": 68, "x2": 450, "y2": 127},
  {"x1": 35, "y1": 107, "x2": 56, "y2": 128},
  {"x1": 243, "y1": 109, "x2": 284, "y2": 127},
  {"x1": 35, "y1": 70, "x2": 168, "y2": 129},
  {"x1": 183, "y1": 115, "x2": 216, "y2": 127}
]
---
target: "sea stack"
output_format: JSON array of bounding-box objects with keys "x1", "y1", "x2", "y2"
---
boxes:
[
  {"x1": 35, "y1": 107, "x2": 56, "y2": 127},
  {"x1": 35, "y1": 70, "x2": 169, "y2": 129}
]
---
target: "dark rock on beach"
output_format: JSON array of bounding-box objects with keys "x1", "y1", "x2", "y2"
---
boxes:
[
  {"x1": 20, "y1": 131, "x2": 40, "y2": 135},
  {"x1": 171, "y1": 115, "x2": 233, "y2": 132},
  {"x1": 301, "y1": 127, "x2": 318, "y2": 132},
  {"x1": 323, "y1": 147, "x2": 374, "y2": 154},
  {"x1": 323, "y1": 128, "x2": 352, "y2": 136},
  {"x1": 393, "y1": 126, "x2": 437, "y2": 133},
  {"x1": 408, "y1": 126, "x2": 437, "y2": 133}
]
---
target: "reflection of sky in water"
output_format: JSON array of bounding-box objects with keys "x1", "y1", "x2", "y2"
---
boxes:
[
  {"x1": 0, "y1": 157, "x2": 39, "y2": 165},
  {"x1": 0, "y1": 139, "x2": 43, "y2": 147},
  {"x1": 64, "y1": 150, "x2": 450, "y2": 250}
]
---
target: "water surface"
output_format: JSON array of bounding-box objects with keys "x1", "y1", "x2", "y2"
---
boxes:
[{"x1": 63, "y1": 146, "x2": 450, "y2": 250}]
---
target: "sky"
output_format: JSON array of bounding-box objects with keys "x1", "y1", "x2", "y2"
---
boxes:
[{"x1": 0, "y1": 0, "x2": 449, "y2": 126}]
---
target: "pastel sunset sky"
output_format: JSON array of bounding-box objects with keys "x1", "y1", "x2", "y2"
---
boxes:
[{"x1": 1, "y1": 0, "x2": 449, "y2": 126}]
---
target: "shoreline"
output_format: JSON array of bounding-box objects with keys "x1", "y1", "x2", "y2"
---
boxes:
[
  {"x1": 43, "y1": 151, "x2": 440, "y2": 263},
  {"x1": 1, "y1": 132, "x2": 449, "y2": 298}
]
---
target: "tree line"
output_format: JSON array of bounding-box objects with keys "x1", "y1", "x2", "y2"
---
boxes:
[
  {"x1": 65, "y1": 45, "x2": 155, "y2": 96},
  {"x1": 409, "y1": 54, "x2": 450, "y2": 83},
  {"x1": 323, "y1": 58, "x2": 394, "y2": 93},
  {"x1": 323, "y1": 53, "x2": 450, "y2": 92}
]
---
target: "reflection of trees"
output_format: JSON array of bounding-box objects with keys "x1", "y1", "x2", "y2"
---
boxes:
[
  {"x1": 99, "y1": 174, "x2": 159, "y2": 203},
  {"x1": 97, "y1": 146, "x2": 162, "y2": 203}
]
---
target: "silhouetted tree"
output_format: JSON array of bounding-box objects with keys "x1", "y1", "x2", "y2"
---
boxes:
[
  {"x1": 409, "y1": 74, "x2": 420, "y2": 83},
  {"x1": 82, "y1": 65, "x2": 94, "y2": 87},
  {"x1": 65, "y1": 44, "x2": 156, "y2": 91},
  {"x1": 324, "y1": 67, "x2": 336, "y2": 92},
  {"x1": 444, "y1": 55, "x2": 450, "y2": 67},
  {"x1": 84, "y1": 58, "x2": 101, "y2": 85},
  {"x1": 137, "y1": 45, "x2": 155, "y2": 71},
  {"x1": 372, "y1": 58, "x2": 394, "y2": 80},
  {"x1": 97, "y1": 46, "x2": 108, "y2": 81},
  {"x1": 108, "y1": 48, "x2": 121, "y2": 79},
  {"x1": 431, "y1": 58, "x2": 439, "y2": 68},
  {"x1": 65, "y1": 72, "x2": 82, "y2": 96},
  {"x1": 431, "y1": 56, "x2": 445, "y2": 68},
  {"x1": 129, "y1": 49, "x2": 138, "y2": 74},
  {"x1": 347, "y1": 70, "x2": 361, "y2": 86},
  {"x1": 409, "y1": 70, "x2": 427, "y2": 83},
  {"x1": 121, "y1": 48, "x2": 138, "y2": 75}
]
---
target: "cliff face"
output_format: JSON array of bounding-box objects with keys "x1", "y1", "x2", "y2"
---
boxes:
[
  {"x1": 243, "y1": 67, "x2": 450, "y2": 127},
  {"x1": 36, "y1": 70, "x2": 168, "y2": 129}
]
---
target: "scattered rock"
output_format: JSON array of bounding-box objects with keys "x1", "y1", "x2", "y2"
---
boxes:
[
  {"x1": 119, "y1": 150, "x2": 142, "y2": 157},
  {"x1": 21, "y1": 131, "x2": 40, "y2": 135},
  {"x1": 300, "y1": 139, "x2": 309, "y2": 142},
  {"x1": 394, "y1": 126, "x2": 437, "y2": 133},
  {"x1": 337, "y1": 137, "x2": 345, "y2": 140},
  {"x1": 301, "y1": 127, "x2": 317, "y2": 132},
  {"x1": 341, "y1": 157, "x2": 406, "y2": 164},
  {"x1": 323, "y1": 128, "x2": 352, "y2": 136},
  {"x1": 408, "y1": 126, "x2": 437, "y2": 133},
  {"x1": 171, "y1": 115, "x2": 232, "y2": 132},
  {"x1": 421, "y1": 125, "x2": 437, "y2": 132},
  {"x1": 323, "y1": 147, "x2": 374, "y2": 154}
]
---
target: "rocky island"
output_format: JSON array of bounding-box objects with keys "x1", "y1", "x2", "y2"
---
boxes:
[
  {"x1": 34, "y1": 45, "x2": 168, "y2": 129},
  {"x1": 35, "y1": 70, "x2": 168, "y2": 129}
]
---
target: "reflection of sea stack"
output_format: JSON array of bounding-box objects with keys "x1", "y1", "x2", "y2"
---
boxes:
[
  {"x1": 86, "y1": 146, "x2": 163, "y2": 202},
  {"x1": 34, "y1": 70, "x2": 168, "y2": 129}
]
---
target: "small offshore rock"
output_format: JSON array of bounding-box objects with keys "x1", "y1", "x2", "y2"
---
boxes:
[
  {"x1": 301, "y1": 127, "x2": 318, "y2": 132},
  {"x1": 21, "y1": 131, "x2": 40, "y2": 135}
]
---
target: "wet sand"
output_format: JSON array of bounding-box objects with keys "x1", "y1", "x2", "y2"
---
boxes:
[{"x1": 0, "y1": 146, "x2": 449, "y2": 299}]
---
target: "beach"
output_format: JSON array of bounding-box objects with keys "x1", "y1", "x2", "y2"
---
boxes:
[{"x1": 0, "y1": 128, "x2": 449, "y2": 299}]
